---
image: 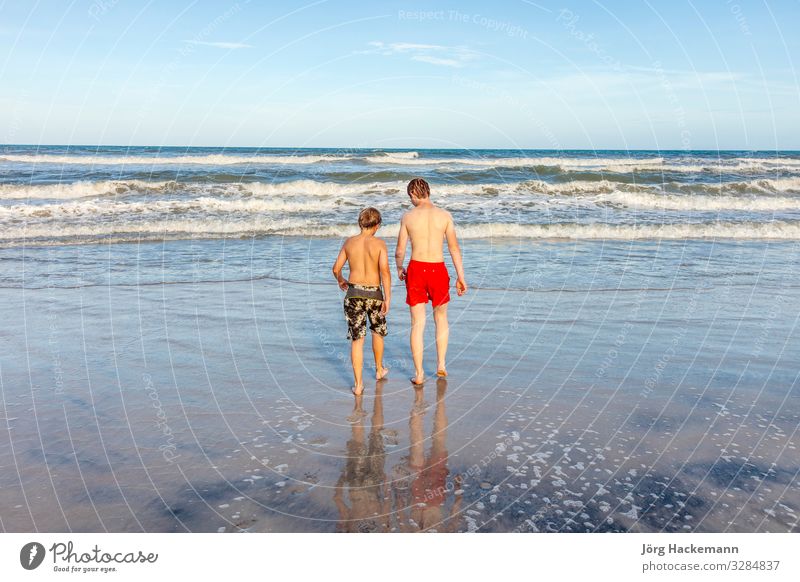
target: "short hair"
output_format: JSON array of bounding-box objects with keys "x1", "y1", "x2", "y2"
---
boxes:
[
  {"x1": 358, "y1": 207, "x2": 382, "y2": 229},
  {"x1": 407, "y1": 177, "x2": 430, "y2": 199}
]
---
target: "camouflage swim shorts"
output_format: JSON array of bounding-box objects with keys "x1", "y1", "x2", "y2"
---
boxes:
[{"x1": 344, "y1": 284, "x2": 387, "y2": 340}]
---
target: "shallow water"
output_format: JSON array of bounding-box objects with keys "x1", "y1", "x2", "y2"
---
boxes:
[{"x1": 0, "y1": 238, "x2": 797, "y2": 532}]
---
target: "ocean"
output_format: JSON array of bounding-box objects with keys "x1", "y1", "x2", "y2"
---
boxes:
[
  {"x1": 0, "y1": 146, "x2": 797, "y2": 532},
  {"x1": 2, "y1": 146, "x2": 800, "y2": 248}
]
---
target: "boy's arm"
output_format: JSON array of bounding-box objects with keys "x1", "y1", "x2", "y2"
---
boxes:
[
  {"x1": 379, "y1": 241, "x2": 391, "y2": 315},
  {"x1": 445, "y1": 214, "x2": 467, "y2": 296},
  {"x1": 331, "y1": 244, "x2": 349, "y2": 291},
  {"x1": 394, "y1": 214, "x2": 409, "y2": 281}
]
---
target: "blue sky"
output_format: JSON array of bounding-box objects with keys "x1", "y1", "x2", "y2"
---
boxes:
[{"x1": 0, "y1": 0, "x2": 798, "y2": 149}]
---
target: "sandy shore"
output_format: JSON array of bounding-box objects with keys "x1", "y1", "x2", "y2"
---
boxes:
[{"x1": 0, "y1": 238, "x2": 798, "y2": 532}]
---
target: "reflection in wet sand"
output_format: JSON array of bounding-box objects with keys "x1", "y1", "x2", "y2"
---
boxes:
[
  {"x1": 334, "y1": 379, "x2": 463, "y2": 533},
  {"x1": 394, "y1": 379, "x2": 463, "y2": 533},
  {"x1": 334, "y1": 388, "x2": 390, "y2": 533}
]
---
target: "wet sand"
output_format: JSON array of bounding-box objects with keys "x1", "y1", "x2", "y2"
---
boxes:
[{"x1": 0, "y1": 239, "x2": 798, "y2": 532}]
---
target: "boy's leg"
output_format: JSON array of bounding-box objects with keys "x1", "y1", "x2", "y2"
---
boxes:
[
  {"x1": 351, "y1": 337, "x2": 365, "y2": 393},
  {"x1": 433, "y1": 303, "x2": 449, "y2": 375},
  {"x1": 367, "y1": 299, "x2": 388, "y2": 380},
  {"x1": 371, "y1": 332, "x2": 387, "y2": 379},
  {"x1": 410, "y1": 303, "x2": 426, "y2": 384}
]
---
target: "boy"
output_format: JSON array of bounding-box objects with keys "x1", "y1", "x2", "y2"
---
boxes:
[
  {"x1": 395, "y1": 178, "x2": 466, "y2": 385},
  {"x1": 332, "y1": 207, "x2": 391, "y2": 394}
]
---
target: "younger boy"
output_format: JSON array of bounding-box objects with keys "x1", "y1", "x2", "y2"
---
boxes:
[{"x1": 332, "y1": 207, "x2": 391, "y2": 394}]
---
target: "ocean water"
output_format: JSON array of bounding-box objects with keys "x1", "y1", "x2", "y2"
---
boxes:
[
  {"x1": 2, "y1": 146, "x2": 800, "y2": 251},
  {"x1": 1, "y1": 147, "x2": 798, "y2": 532}
]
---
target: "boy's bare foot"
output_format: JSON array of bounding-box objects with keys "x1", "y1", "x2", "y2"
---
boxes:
[
  {"x1": 351, "y1": 383, "x2": 364, "y2": 395},
  {"x1": 376, "y1": 366, "x2": 389, "y2": 381},
  {"x1": 436, "y1": 368, "x2": 447, "y2": 377},
  {"x1": 410, "y1": 373, "x2": 425, "y2": 386}
]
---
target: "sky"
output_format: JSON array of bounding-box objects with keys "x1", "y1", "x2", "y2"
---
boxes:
[{"x1": 0, "y1": 0, "x2": 798, "y2": 149}]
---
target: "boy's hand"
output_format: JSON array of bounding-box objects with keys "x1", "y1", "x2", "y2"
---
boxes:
[
  {"x1": 397, "y1": 267, "x2": 406, "y2": 281},
  {"x1": 456, "y1": 278, "x2": 468, "y2": 296},
  {"x1": 338, "y1": 277, "x2": 349, "y2": 291},
  {"x1": 380, "y1": 300, "x2": 390, "y2": 316}
]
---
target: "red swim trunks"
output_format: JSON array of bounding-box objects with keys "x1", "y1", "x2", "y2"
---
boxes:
[{"x1": 405, "y1": 260, "x2": 450, "y2": 307}]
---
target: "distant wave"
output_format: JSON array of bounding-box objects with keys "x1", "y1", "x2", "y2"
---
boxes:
[
  {"x1": 4, "y1": 177, "x2": 800, "y2": 201},
  {"x1": 0, "y1": 153, "x2": 353, "y2": 166},
  {"x1": 4, "y1": 191, "x2": 800, "y2": 220},
  {"x1": 0, "y1": 179, "x2": 405, "y2": 200},
  {"x1": 591, "y1": 191, "x2": 800, "y2": 212},
  {"x1": 0, "y1": 180, "x2": 176, "y2": 199},
  {"x1": 360, "y1": 154, "x2": 800, "y2": 173},
  {"x1": 0, "y1": 151, "x2": 423, "y2": 166},
  {"x1": 364, "y1": 151, "x2": 420, "y2": 163},
  {"x1": 362, "y1": 155, "x2": 663, "y2": 168},
  {"x1": 4, "y1": 219, "x2": 800, "y2": 246},
  {"x1": 0, "y1": 196, "x2": 347, "y2": 218},
  {"x1": 518, "y1": 178, "x2": 800, "y2": 196},
  {"x1": 4, "y1": 151, "x2": 800, "y2": 173}
]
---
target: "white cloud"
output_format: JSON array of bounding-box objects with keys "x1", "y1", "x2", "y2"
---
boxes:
[
  {"x1": 412, "y1": 55, "x2": 463, "y2": 68},
  {"x1": 184, "y1": 40, "x2": 253, "y2": 50},
  {"x1": 385, "y1": 42, "x2": 446, "y2": 52},
  {"x1": 363, "y1": 41, "x2": 477, "y2": 68}
]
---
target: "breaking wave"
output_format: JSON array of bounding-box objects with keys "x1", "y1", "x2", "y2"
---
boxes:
[
  {"x1": 4, "y1": 151, "x2": 800, "y2": 173},
  {"x1": 4, "y1": 219, "x2": 800, "y2": 246},
  {"x1": 3, "y1": 177, "x2": 800, "y2": 201}
]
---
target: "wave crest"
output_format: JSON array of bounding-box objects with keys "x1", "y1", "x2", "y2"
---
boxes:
[{"x1": 4, "y1": 219, "x2": 800, "y2": 246}]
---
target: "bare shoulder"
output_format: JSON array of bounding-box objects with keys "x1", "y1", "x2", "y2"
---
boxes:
[
  {"x1": 437, "y1": 206, "x2": 454, "y2": 224},
  {"x1": 371, "y1": 237, "x2": 388, "y2": 250}
]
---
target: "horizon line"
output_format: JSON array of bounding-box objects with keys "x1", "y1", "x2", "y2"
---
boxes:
[{"x1": 2, "y1": 143, "x2": 799, "y2": 153}]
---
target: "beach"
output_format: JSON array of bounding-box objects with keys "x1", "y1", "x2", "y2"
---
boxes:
[{"x1": 0, "y1": 148, "x2": 798, "y2": 532}]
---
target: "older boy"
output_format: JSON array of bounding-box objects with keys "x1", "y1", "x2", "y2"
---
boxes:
[
  {"x1": 395, "y1": 178, "x2": 467, "y2": 385},
  {"x1": 332, "y1": 207, "x2": 391, "y2": 394}
]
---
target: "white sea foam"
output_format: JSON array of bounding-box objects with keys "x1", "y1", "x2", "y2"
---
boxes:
[
  {"x1": 0, "y1": 196, "x2": 342, "y2": 218},
  {"x1": 364, "y1": 151, "x2": 419, "y2": 163},
  {"x1": 4, "y1": 219, "x2": 800, "y2": 244},
  {"x1": 0, "y1": 180, "x2": 175, "y2": 200},
  {"x1": 363, "y1": 155, "x2": 666, "y2": 168},
  {"x1": 0, "y1": 217, "x2": 318, "y2": 240},
  {"x1": 4, "y1": 178, "x2": 800, "y2": 214},
  {"x1": 0, "y1": 179, "x2": 411, "y2": 200},
  {"x1": 242, "y1": 180, "x2": 406, "y2": 197},
  {"x1": 408, "y1": 221, "x2": 800, "y2": 240},
  {"x1": 594, "y1": 191, "x2": 800, "y2": 212},
  {"x1": 360, "y1": 154, "x2": 800, "y2": 172},
  {"x1": 3, "y1": 152, "x2": 800, "y2": 172},
  {"x1": 746, "y1": 177, "x2": 800, "y2": 192}
]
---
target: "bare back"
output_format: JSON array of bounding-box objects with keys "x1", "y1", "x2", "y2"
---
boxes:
[
  {"x1": 343, "y1": 234, "x2": 385, "y2": 286},
  {"x1": 402, "y1": 205, "x2": 452, "y2": 262}
]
